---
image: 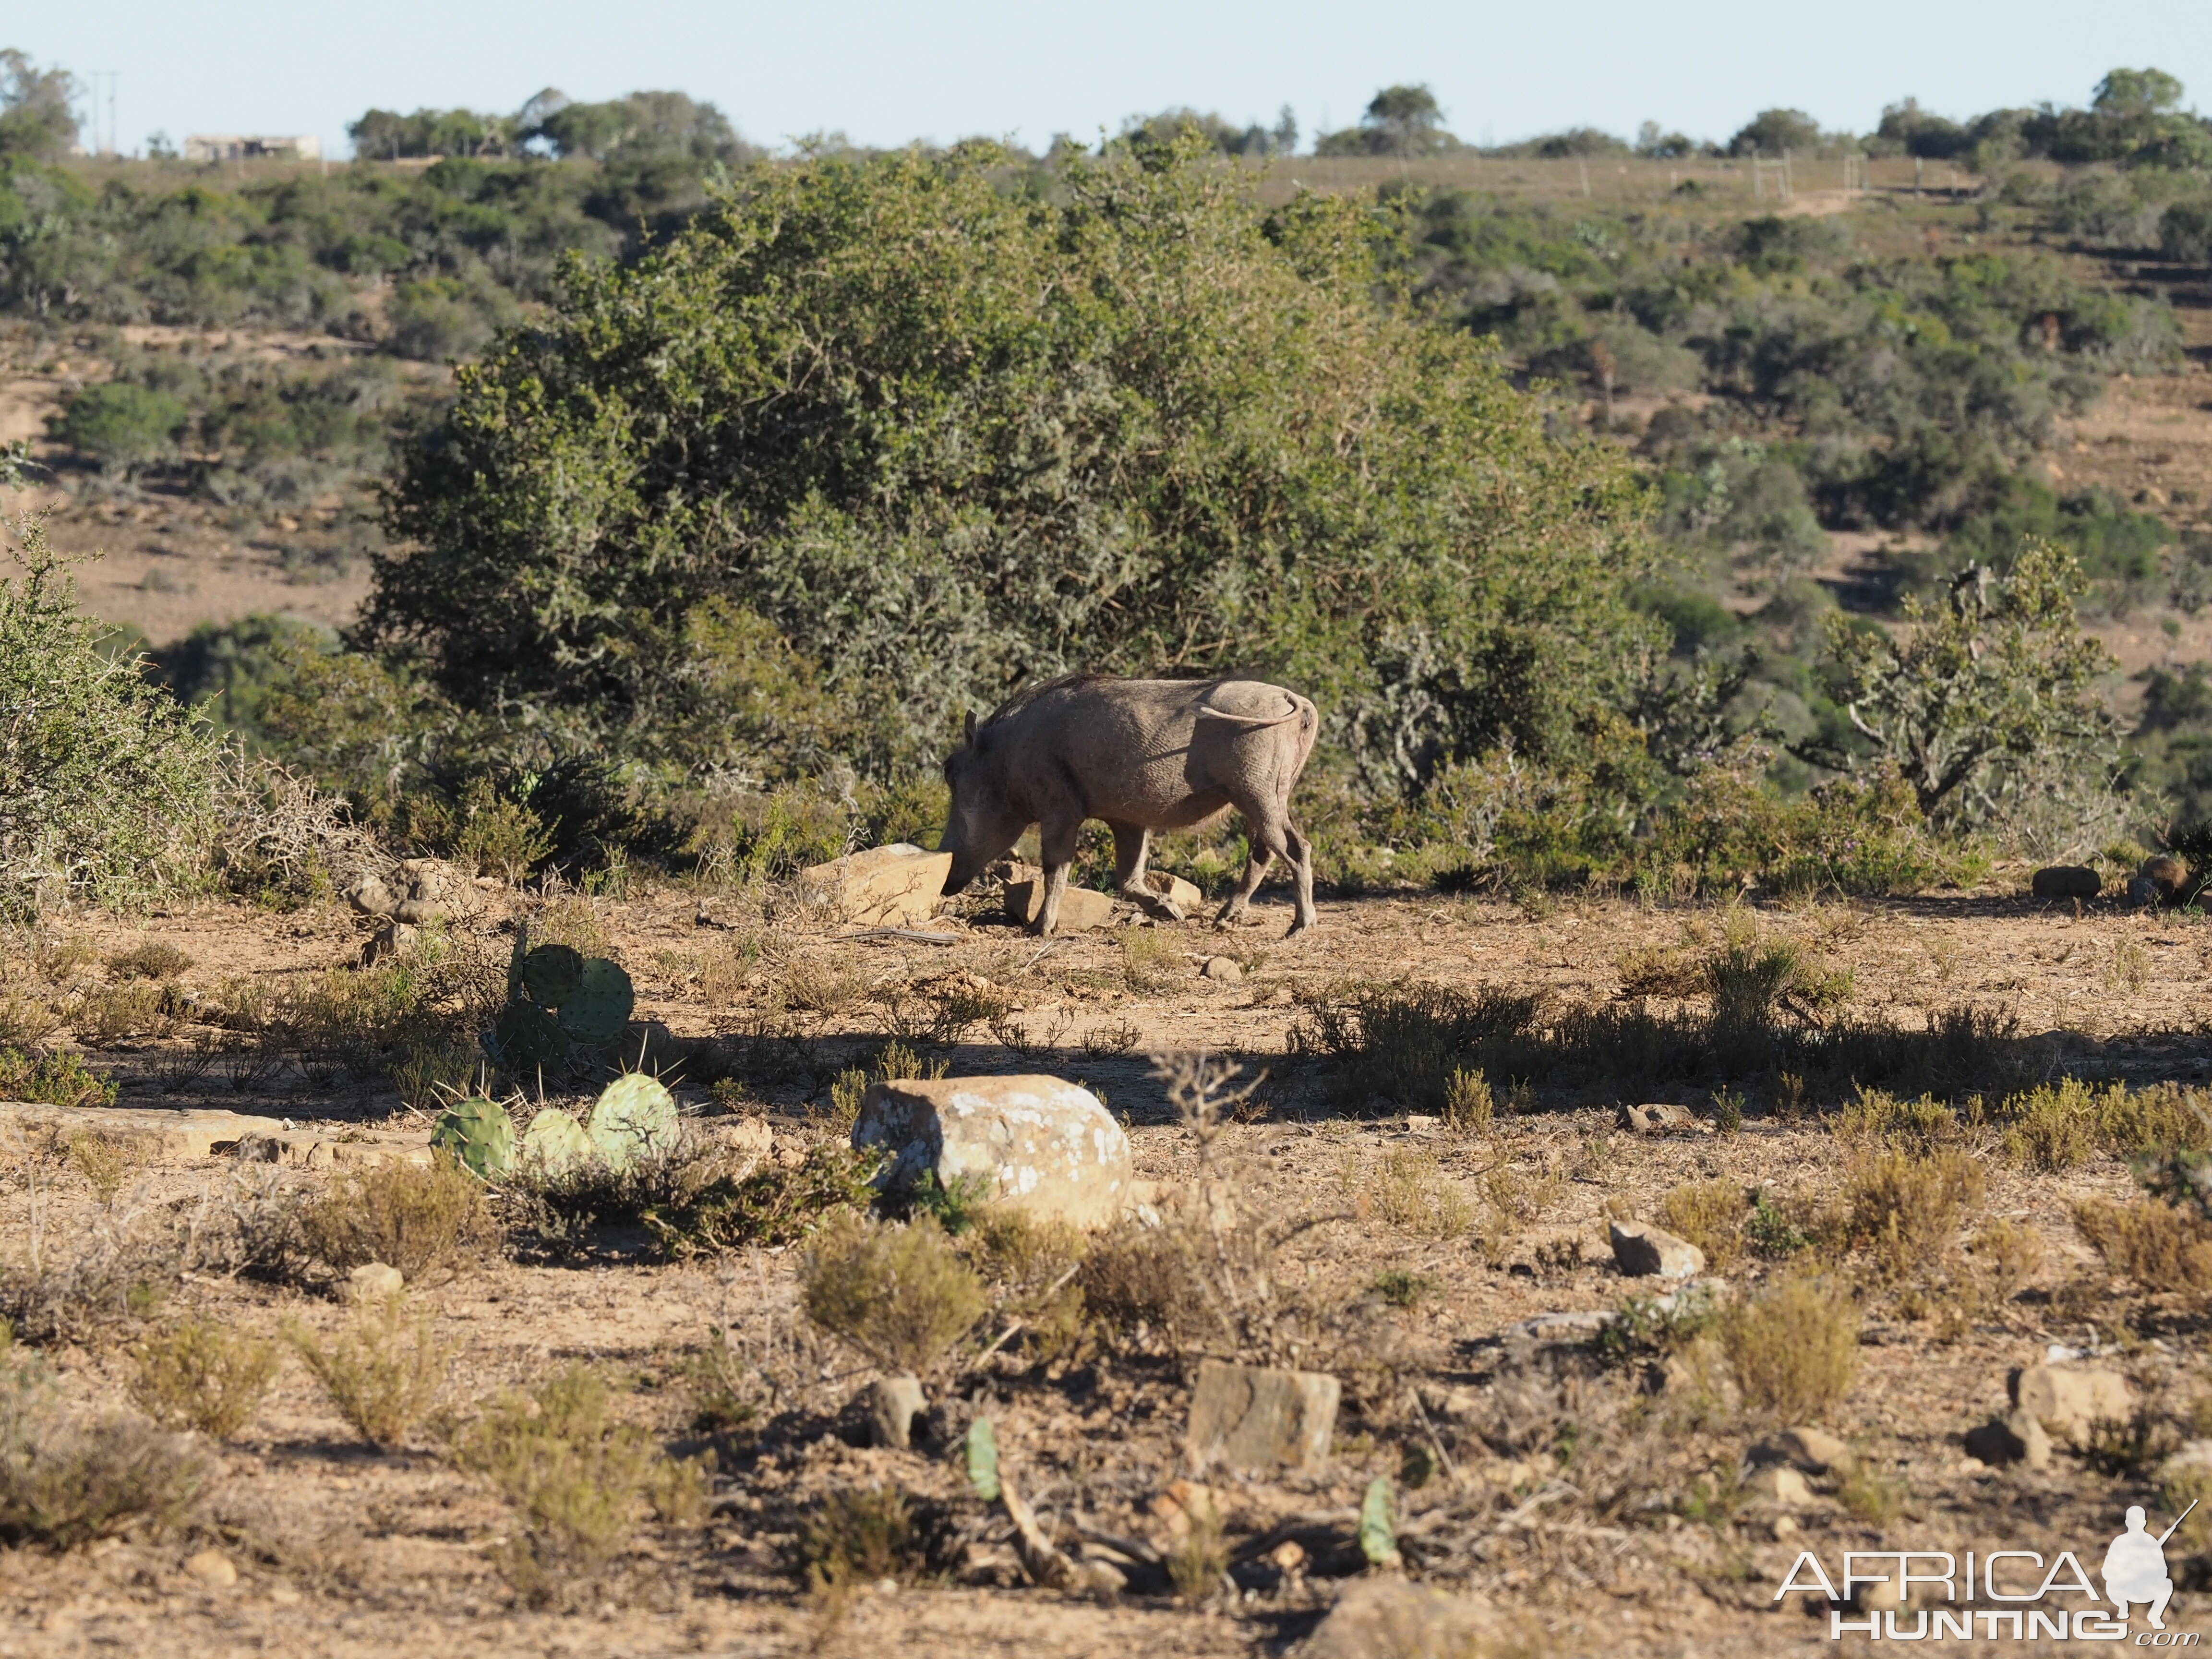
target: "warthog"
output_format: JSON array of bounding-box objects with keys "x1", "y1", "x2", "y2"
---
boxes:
[{"x1": 939, "y1": 674, "x2": 1320, "y2": 937}]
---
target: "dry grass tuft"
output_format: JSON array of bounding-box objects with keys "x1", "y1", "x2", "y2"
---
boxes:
[
  {"x1": 103, "y1": 940, "x2": 192, "y2": 982},
  {"x1": 289, "y1": 1293, "x2": 455, "y2": 1449},
  {"x1": 127, "y1": 1317, "x2": 281, "y2": 1440},
  {"x1": 299, "y1": 1156, "x2": 497, "y2": 1283},
  {"x1": 1838, "y1": 1146, "x2": 1984, "y2": 1281},
  {"x1": 2072, "y1": 1197, "x2": 2212, "y2": 1295},
  {"x1": 71, "y1": 980, "x2": 172, "y2": 1047},
  {"x1": 0, "y1": 1335, "x2": 204, "y2": 1547},
  {"x1": 1721, "y1": 1276, "x2": 1859, "y2": 1421},
  {"x1": 1659, "y1": 1178, "x2": 1749, "y2": 1272},
  {"x1": 1442, "y1": 1067, "x2": 1494, "y2": 1135},
  {"x1": 796, "y1": 1485, "x2": 947, "y2": 1608},
  {"x1": 1348, "y1": 1147, "x2": 1474, "y2": 1239}
]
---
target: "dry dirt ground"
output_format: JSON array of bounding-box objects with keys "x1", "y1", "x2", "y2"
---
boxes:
[{"x1": 0, "y1": 881, "x2": 2207, "y2": 1658}]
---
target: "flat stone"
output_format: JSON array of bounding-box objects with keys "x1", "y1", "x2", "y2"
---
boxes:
[
  {"x1": 1963, "y1": 1411, "x2": 2052, "y2": 1470},
  {"x1": 0, "y1": 1101, "x2": 427, "y2": 1167},
  {"x1": 798, "y1": 844, "x2": 953, "y2": 929},
  {"x1": 1185, "y1": 1358, "x2": 1340, "y2": 1474},
  {"x1": 2010, "y1": 1363, "x2": 2133, "y2": 1441},
  {"x1": 1002, "y1": 880, "x2": 1117, "y2": 932},
  {"x1": 2031, "y1": 865, "x2": 2101, "y2": 900},
  {"x1": 1752, "y1": 1427, "x2": 1853, "y2": 1475},
  {"x1": 1141, "y1": 871, "x2": 1204, "y2": 912},
  {"x1": 345, "y1": 1262, "x2": 405, "y2": 1303},
  {"x1": 1743, "y1": 1464, "x2": 1813, "y2": 1505},
  {"x1": 853, "y1": 1075, "x2": 1133, "y2": 1229},
  {"x1": 1619, "y1": 1101, "x2": 1707, "y2": 1136},
  {"x1": 184, "y1": 1549, "x2": 237, "y2": 1588},
  {"x1": 1201, "y1": 956, "x2": 1242, "y2": 984},
  {"x1": 1301, "y1": 1577, "x2": 1490, "y2": 1659},
  {"x1": 1609, "y1": 1219, "x2": 1706, "y2": 1279},
  {"x1": 866, "y1": 1374, "x2": 926, "y2": 1451}
]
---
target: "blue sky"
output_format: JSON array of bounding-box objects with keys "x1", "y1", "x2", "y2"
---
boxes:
[{"x1": 31, "y1": 0, "x2": 2212, "y2": 158}]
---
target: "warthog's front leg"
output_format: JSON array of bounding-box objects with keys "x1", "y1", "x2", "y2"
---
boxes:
[
  {"x1": 1111, "y1": 822, "x2": 1184, "y2": 921},
  {"x1": 1034, "y1": 814, "x2": 1082, "y2": 937}
]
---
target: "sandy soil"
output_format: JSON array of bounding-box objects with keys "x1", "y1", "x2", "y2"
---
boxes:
[{"x1": 0, "y1": 883, "x2": 2204, "y2": 1656}]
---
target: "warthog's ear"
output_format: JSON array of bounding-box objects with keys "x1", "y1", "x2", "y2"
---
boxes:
[{"x1": 963, "y1": 709, "x2": 977, "y2": 745}]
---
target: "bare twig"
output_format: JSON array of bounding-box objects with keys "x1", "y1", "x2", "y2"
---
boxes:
[{"x1": 833, "y1": 928, "x2": 959, "y2": 945}]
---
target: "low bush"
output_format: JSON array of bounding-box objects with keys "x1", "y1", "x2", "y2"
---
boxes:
[
  {"x1": 1348, "y1": 1147, "x2": 1475, "y2": 1239},
  {"x1": 506, "y1": 1126, "x2": 729, "y2": 1254},
  {"x1": 0, "y1": 1046, "x2": 117, "y2": 1109},
  {"x1": 1996, "y1": 1078, "x2": 2206, "y2": 1171},
  {"x1": 288, "y1": 1293, "x2": 455, "y2": 1449},
  {"x1": 127, "y1": 1317, "x2": 282, "y2": 1440},
  {"x1": 958, "y1": 1207, "x2": 1088, "y2": 1364},
  {"x1": 1721, "y1": 1276, "x2": 1860, "y2": 1420},
  {"x1": 71, "y1": 980, "x2": 172, "y2": 1047},
  {"x1": 0, "y1": 1201, "x2": 186, "y2": 1344},
  {"x1": 0, "y1": 1335, "x2": 204, "y2": 1547},
  {"x1": 454, "y1": 1362, "x2": 707, "y2": 1604},
  {"x1": 800, "y1": 1213, "x2": 986, "y2": 1378},
  {"x1": 2072, "y1": 1197, "x2": 2212, "y2": 1295},
  {"x1": 795, "y1": 1485, "x2": 950, "y2": 1603},
  {"x1": 1839, "y1": 1146, "x2": 1985, "y2": 1281},
  {"x1": 299, "y1": 1156, "x2": 497, "y2": 1282},
  {"x1": 104, "y1": 941, "x2": 192, "y2": 982},
  {"x1": 641, "y1": 1143, "x2": 879, "y2": 1258},
  {"x1": 1659, "y1": 1179, "x2": 1749, "y2": 1271}
]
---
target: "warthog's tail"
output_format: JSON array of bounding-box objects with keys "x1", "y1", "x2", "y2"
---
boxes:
[{"x1": 1195, "y1": 704, "x2": 1306, "y2": 728}]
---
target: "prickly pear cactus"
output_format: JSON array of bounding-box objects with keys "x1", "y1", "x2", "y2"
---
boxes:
[
  {"x1": 1358, "y1": 1475, "x2": 1400, "y2": 1567},
  {"x1": 965, "y1": 1417, "x2": 1000, "y2": 1502},
  {"x1": 587, "y1": 1073, "x2": 678, "y2": 1168},
  {"x1": 489, "y1": 1000, "x2": 569, "y2": 1072},
  {"x1": 556, "y1": 958, "x2": 634, "y2": 1045},
  {"x1": 518, "y1": 1107, "x2": 593, "y2": 1178},
  {"x1": 520, "y1": 943, "x2": 585, "y2": 1007},
  {"x1": 431, "y1": 1094, "x2": 516, "y2": 1179}
]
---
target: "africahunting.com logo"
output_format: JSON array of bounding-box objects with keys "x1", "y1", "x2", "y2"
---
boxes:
[{"x1": 1775, "y1": 1501, "x2": 2200, "y2": 1643}]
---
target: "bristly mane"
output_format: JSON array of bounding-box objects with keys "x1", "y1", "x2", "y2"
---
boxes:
[{"x1": 980, "y1": 672, "x2": 1115, "y2": 730}]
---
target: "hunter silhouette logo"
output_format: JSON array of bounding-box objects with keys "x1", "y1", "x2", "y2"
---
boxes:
[
  {"x1": 2106, "y1": 1503, "x2": 2194, "y2": 1631},
  {"x1": 1775, "y1": 1499, "x2": 2202, "y2": 1642}
]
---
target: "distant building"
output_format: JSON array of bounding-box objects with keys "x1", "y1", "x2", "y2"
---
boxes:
[{"x1": 183, "y1": 134, "x2": 322, "y2": 162}]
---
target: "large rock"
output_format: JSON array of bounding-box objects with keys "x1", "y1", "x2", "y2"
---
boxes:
[
  {"x1": 1002, "y1": 880, "x2": 1117, "y2": 932},
  {"x1": 1609, "y1": 1219, "x2": 1706, "y2": 1279},
  {"x1": 798, "y1": 844, "x2": 952, "y2": 929},
  {"x1": 853, "y1": 1075, "x2": 1134, "y2": 1229},
  {"x1": 2031, "y1": 865, "x2": 2100, "y2": 901},
  {"x1": 2010, "y1": 1364, "x2": 2133, "y2": 1441},
  {"x1": 1141, "y1": 870, "x2": 1204, "y2": 914},
  {"x1": 866, "y1": 1374, "x2": 926, "y2": 1451},
  {"x1": 1743, "y1": 1464, "x2": 1813, "y2": 1505},
  {"x1": 1299, "y1": 1577, "x2": 1489, "y2": 1659},
  {"x1": 1185, "y1": 1358, "x2": 1339, "y2": 1473},
  {"x1": 2133, "y1": 854, "x2": 2188, "y2": 907}
]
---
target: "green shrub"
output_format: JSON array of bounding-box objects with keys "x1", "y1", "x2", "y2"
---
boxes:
[
  {"x1": 454, "y1": 1362, "x2": 706, "y2": 1603},
  {"x1": 127, "y1": 1317, "x2": 281, "y2": 1440},
  {"x1": 1721, "y1": 1276, "x2": 1860, "y2": 1420},
  {"x1": 49, "y1": 383, "x2": 187, "y2": 472},
  {"x1": 298, "y1": 1157, "x2": 497, "y2": 1282},
  {"x1": 0, "y1": 1047, "x2": 116, "y2": 1108},
  {"x1": 642, "y1": 1143, "x2": 879, "y2": 1258},
  {"x1": 0, "y1": 1334, "x2": 204, "y2": 1547},
  {"x1": 800, "y1": 1212, "x2": 986, "y2": 1377},
  {"x1": 0, "y1": 518, "x2": 221, "y2": 916},
  {"x1": 288, "y1": 1293, "x2": 454, "y2": 1449}
]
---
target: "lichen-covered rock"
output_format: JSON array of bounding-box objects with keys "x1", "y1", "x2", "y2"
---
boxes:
[
  {"x1": 1185, "y1": 1358, "x2": 1339, "y2": 1473},
  {"x1": 799, "y1": 843, "x2": 953, "y2": 928},
  {"x1": 1610, "y1": 1219, "x2": 1706, "y2": 1279},
  {"x1": 853, "y1": 1074, "x2": 1133, "y2": 1228}
]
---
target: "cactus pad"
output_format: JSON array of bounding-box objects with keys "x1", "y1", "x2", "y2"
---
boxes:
[
  {"x1": 518, "y1": 1108, "x2": 593, "y2": 1178},
  {"x1": 431, "y1": 1094, "x2": 516, "y2": 1179},
  {"x1": 491, "y1": 1001, "x2": 569, "y2": 1072},
  {"x1": 587, "y1": 1073, "x2": 678, "y2": 1168},
  {"x1": 520, "y1": 943, "x2": 585, "y2": 1007},
  {"x1": 556, "y1": 959, "x2": 635, "y2": 1045}
]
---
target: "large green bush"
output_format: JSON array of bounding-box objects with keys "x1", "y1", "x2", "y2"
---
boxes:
[
  {"x1": 369, "y1": 140, "x2": 1659, "y2": 789},
  {"x1": 0, "y1": 518, "x2": 220, "y2": 914},
  {"x1": 50, "y1": 383, "x2": 187, "y2": 473}
]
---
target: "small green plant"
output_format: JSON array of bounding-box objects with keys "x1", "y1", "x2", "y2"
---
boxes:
[
  {"x1": 1710, "y1": 1086, "x2": 1744, "y2": 1135},
  {"x1": 455, "y1": 1362, "x2": 707, "y2": 1602},
  {"x1": 1721, "y1": 1276, "x2": 1860, "y2": 1420},
  {"x1": 800, "y1": 1212, "x2": 986, "y2": 1377},
  {"x1": 104, "y1": 940, "x2": 192, "y2": 982},
  {"x1": 299, "y1": 1156, "x2": 497, "y2": 1282},
  {"x1": 1442, "y1": 1066, "x2": 1494, "y2": 1135},
  {"x1": 0, "y1": 1047, "x2": 116, "y2": 1110},
  {"x1": 1372, "y1": 1268, "x2": 1439, "y2": 1308},
  {"x1": 1588, "y1": 1284, "x2": 1723, "y2": 1368},
  {"x1": 1834, "y1": 1089, "x2": 1960, "y2": 1152},
  {"x1": 905, "y1": 1170, "x2": 996, "y2": 1236},
  {"x1": 64, "y1": 1132, "x2": 135, "y2": 1205},
  {"x1": 288, "y1": 1293, "x2": 455, "y2": 1449},
  {"x1": 797, "y1": 1485, "x2": 940, "y2": 1604},
  {"x1": 1119, "y1": 928, "x2": 1179, "y2": 993},
  {"x1": 1352, "y1": 1146, "x2": 1475, "y2": 1239},
  {"x1": 1166, "y1": 1486, "x2": 1228, "y2": 1600},
  {"x1": 1839, "y1": 1460, "x2": 1908, "y2": 1523},
  {"x1": 127, "y1": 1317, "x2": 281, "y2": 1440},
  {"x1": 1744, "y1": 1190, "x2": 1812, "y2": 1258}
]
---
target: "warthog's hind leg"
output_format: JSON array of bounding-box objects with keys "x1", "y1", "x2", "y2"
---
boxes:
[
  {"x1": 1282, "y1": 822, "x2": 1317, "y2": 937},
  {"x1": 1111, "y1": 822, "x2": 1184, "y2": 921},
  {"x1": 1214, "y1": 844, "x2": 1275, "y2": 927}
]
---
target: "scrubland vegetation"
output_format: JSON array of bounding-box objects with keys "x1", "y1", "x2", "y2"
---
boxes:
[{"x1": 0, "y1": 43, "x2": 2210, "y2": 1658}]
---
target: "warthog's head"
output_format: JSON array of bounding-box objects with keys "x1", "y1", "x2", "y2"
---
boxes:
[{"x1": 939, "y1": 710, "x2": 1028, "y2": 895}]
